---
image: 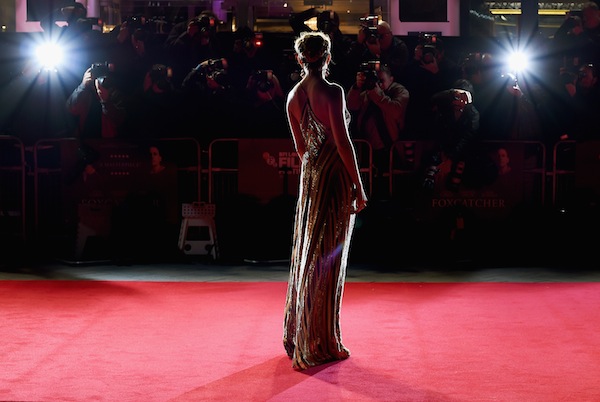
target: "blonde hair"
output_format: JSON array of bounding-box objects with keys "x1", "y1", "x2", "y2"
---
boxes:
[{"x1": 294, "y1": 31, "x2": 331, "y2": 74}]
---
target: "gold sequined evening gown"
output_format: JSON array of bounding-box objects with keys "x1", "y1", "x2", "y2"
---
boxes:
[{"x1": 283, "y1": 88, "x2": 356, "y2": 370}]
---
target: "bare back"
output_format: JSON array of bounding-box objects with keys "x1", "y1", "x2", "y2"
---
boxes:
[{"x1": 287, "y1": 76, "x2": 350, "y2": 155}]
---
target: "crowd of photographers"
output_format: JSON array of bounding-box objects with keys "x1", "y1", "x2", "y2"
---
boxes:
[{"x1": 2, "y1": 3, "x2": 600, "y2": 200}]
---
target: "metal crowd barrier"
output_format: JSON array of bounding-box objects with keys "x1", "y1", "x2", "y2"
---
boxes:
[
  {"x1": 32, "y1": 137, "x2": 202, "y2": 260},
  {"x1": 207, "y1": 138, "x2": 373, "y2": 204},
  {"x1": 12, "y1": 134, "x2": 593, "y2": 261},
  {"x1": 551, "y1": 140, "x2": 576, "y2": 208},
  {"x1": 0, "y1": 135, "x2": 27, "y2": 244},
  {"x1": 552, "y1": 140, "x2": 600, "y2": 210}
]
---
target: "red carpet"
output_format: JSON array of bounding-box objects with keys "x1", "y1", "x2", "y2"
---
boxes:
[{"x1": 1, "y1": 280, "x2": 599, "y2": 401}]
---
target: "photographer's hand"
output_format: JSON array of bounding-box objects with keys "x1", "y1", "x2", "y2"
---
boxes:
[
  {"x1": 187, "y1": 21, "x2": 200, "y2": 38},
  {"x1": 117, "y1": 21, "x2": 130, "y2": 44},
  {"x1": 356, "y1": 27, "x2": 367, "y2": 45},
  {"x1": 420, "y1": 58, "x2": 439, "y2": 74},
  {"x1": 82, "y1": 68, "x2": 95, "y2": 90}
]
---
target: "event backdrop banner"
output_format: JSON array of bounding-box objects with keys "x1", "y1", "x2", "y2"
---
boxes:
[
  {"x1": 416, "y1": 141, "x2": 536, "y2": 222},
  {"x1": 238, "y1": 139, "x2": 300, "y2": 204}
]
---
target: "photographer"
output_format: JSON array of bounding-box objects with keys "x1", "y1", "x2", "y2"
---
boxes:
[
  {"x1": 66, "y1": 64, "x2": 127, "y2": 140},
  {"x1": 421, "y1": 81, "x2": 481, "y2": 193},
  {"x1": 64, "y1": 64, "x2": 128, "y2": 189},
  {"x1": 124, "y1": 64, "x2": 185, "y2": 139},
  {"x1": 552, "y1": 2, "x2": 600, "y2": 72},
  {"x1": 108, "y1": 17, "x2": 163, "y2": 95},
  {"x1": 39, "y1": 2, "x2": 104, "y2": 73},
  {"x1": 400, "y1": 35, "x2": 449, "y2": 140},
  {"x1": 244, "y1": 69, "x2": 288, "y2": 138},
  {"x1": 164, "y1": 11, "x2": 224, "y2": 87},
  {"x1": 544, "y1": 62, "x2": 600, "y2": 143},
  {"x1": 180, "y1": 58, "x2": 244, "y2": 145},
  {"x1": 347, "y1": 63, "x2": 409, "y2": 198},
  {"x1": 460, "y1": 52, "x2": 540, "y2": 141},
  {"x1": 227, "y1": 27, "x2": 275, "y2": 91},
  {"x1": 348, "y1": 18, "x2": 409, "y2": 86}
]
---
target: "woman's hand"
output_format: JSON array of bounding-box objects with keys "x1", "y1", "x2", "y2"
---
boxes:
[{"x1": 353, "y1": 186, "x2": 368, "y2": 214}]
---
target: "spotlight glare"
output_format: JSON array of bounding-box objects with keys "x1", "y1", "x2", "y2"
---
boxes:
[
  {"x1": 506, "y1": 50, "x2": 529, "y2": 75},
  {"x1": 34, "y1": 42, "x2": 64, "y2": 71}
]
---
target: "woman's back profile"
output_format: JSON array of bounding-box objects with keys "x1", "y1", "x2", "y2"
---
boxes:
[{"x1": 283, "y1": 31, "x2": 367, "y2": 370}]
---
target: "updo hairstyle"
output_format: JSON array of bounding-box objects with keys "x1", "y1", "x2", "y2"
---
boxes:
[{"x1": 294, "y1": 31, "x2": 331, "y2": 72}]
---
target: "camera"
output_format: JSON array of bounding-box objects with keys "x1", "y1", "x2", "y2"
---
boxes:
[
  {"x1": 252, "y1": 69, "x2": 274, "y2": 92},
  {"x1": 359, "y1": 15, "x2": 379, "y2": 45},
  {"x1": 126, "y1": 15, "x2": 145, "y2": 26},
  {"x1": 90, "y1": 62, "x2": 114, "y2": 79},
  {"x1": 419, "y1": 33, "x2": 439, "y2": 64},
  {"x1": 195, "y1": 58, "x2": 228, "y2": 75},
  {"x1": 419, "y1": 33, "x2": 438, "y2": 46},
  {"x1": 193, "y1": 58, "x2": 229, "y2": 88},
  {"x1": 359, "y1": 60, "x2": 380, "y2": 90},
  {"x1": 189, "y1": 14, "x2": 216, "y2": 33},
  {"x1": 562, "y1": 11, "x2": 582, "y2": 30},
  {"x1": 73, "y1": 17, "x2": 101, "y2": 32},
  {"x1": 243, "y1": 32, "x2": 264, "y2": 50},
  {"x1": 317, "y1": 10, "x2": 339, "y2": 34},
  {"x1": 422, "y1": 45, "x2": 437, "y2": 64},
  {"x1": 452, "y1": 89, "x2": 472, "y2": 105}
]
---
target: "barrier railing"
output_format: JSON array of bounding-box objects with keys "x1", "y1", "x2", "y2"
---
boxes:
[
  {"x1": 208, "y1": 138, "x2": 373, "y2": 204},
  {"x1": 552, "y1": 140, "x2": 600, "y2": 211},
  {"x1": 5, "y1": 134, "x2": 592, "y2": 262},
  {"x1": 551, "y1": 140, "x2": 576, "y2": 208},
  {"x1": 0, "y1": 135, "x2": 26, "y2": 244},
  {"x1": 32, "y1": 137, "x2": 202, "y2": 259}
]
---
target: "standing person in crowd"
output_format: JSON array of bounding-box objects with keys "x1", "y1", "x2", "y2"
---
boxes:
[
  {"x1": 283, "y1": 31, "x2": 368, "y2": 370},
  {"x1": 348, "y1": 19, "x2": 409, "y2": 85},
  {"x1": 180, "y1": 57, "x2": 243, "y2": 146},
  {"x1": 401, "y1": 37, "x2": 448, "y2": 137},
  {"x1": 460, "y1": 52, "x2": 540, "y2": 142},
  {"x1": 552, "y1": 1, "x2": 600, "y2": 71},
  {"x1": 226, "y1": 26, "x2": 275, "y2": 91},
  {"x1": 108, "y1": 17, "x2": 165, "y2": 94},
  {"x1": 549, "y1": 62, "x2": 600, "y2": 142},
  {"x1": 124, "y1": 63, "x2": 185, "y2": 139},
  {"x1": 425, "y1": 36, "x2": 463, "y2": 92},
  {"x1": 163, "y1": 10, "x2": 224, "y2": 87},
  {"x1": 66, "y1": 64, "x2": 127, "y2": 140},
  {"x1": 346, "y1": 63, "x2": 409, "y2": 198},
  {"x1": 65, "y1": 64, "x2": 128, "y2": 183},
  {"x1": 244, "y1": 69, "x2": 288, "y2": 138},
  {"x1": 421, "y1": 81, "x2": 481, "y2": 193},
  {"x1": 40, "y1": 2, "x2": 105, "y2": 80}
]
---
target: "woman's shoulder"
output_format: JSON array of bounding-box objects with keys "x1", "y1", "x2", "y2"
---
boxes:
[
  {"x1": 286, "y1": 81, "x2": 304, "y2": 106},
  {"x1": 324, "y1": 79, "x2": 345, "y2": 94}
]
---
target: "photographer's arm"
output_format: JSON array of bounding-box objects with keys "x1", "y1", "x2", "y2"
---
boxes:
[
  {"x1": 346, "y1": 72, "x2": 365, "y2": 111},
  {"x1": 95, "y1": 81, "x2": 126, "y2": 128},
  {"x1": 66, "y1": 69, "x2": 95, "y2": 116},
  {"x1": 367, "y1": 84, "x2": 409, "y2": 119}
]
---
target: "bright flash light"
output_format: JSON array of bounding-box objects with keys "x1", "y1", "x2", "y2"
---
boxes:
[
  {"x1": 506, "y1": 50, "x2": 529, "y2": 75},
  {"x1": 34, "y1": 41, "x2": 65, "y2": 71}
]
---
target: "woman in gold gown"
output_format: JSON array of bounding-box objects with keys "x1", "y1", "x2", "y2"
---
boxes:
[{"x1": 283, "y1": 31, "x2": 368, "y2": 370}]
